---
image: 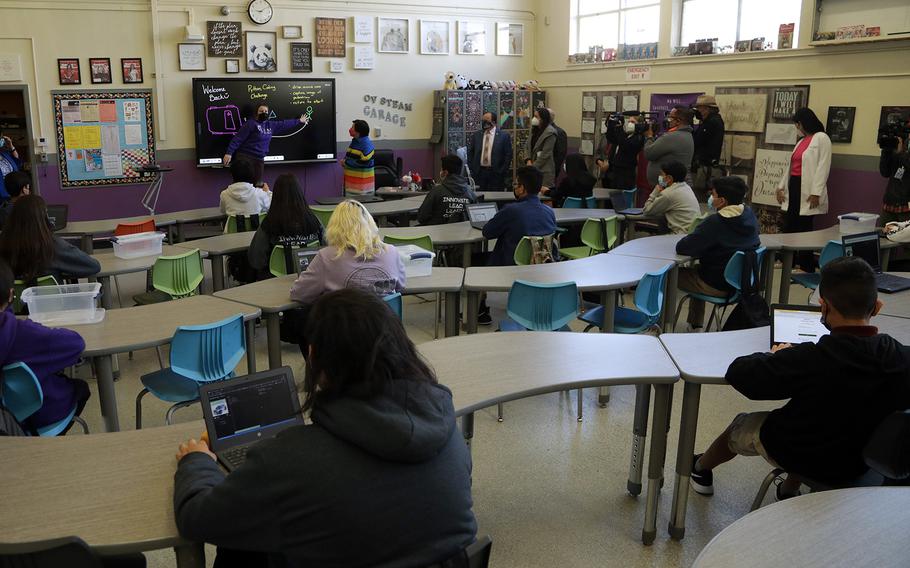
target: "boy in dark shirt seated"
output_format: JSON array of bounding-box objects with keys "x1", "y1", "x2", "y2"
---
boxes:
[
  {"x1": 417, "y1": 154, "x2": 477, "y2": 226},
  {"x1": 690, "y1": 257, "x2": 910, "y2": 499}
]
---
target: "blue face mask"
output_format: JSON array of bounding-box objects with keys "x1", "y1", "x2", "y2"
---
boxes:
[
  {"x1": 657, "y1": 175, "x2": 668, "y2": 189},
  {"x1": 707, "y1": 194, "x2": 715, "y2": 211}
]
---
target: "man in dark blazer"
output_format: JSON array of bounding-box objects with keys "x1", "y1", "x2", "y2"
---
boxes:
[{"x1": 468, "y1": 111, "x2": 512, "y2": 190}]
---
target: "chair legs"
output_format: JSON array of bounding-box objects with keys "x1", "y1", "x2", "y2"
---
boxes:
[
  {"x1": 155, "y1": 347, "x2": 166, "y2": 369},
  {"x1": 165, "y1": 400, "x2": 197, "y2": 425},
  {"x1": 672, "y1": 295, "x2": 690, "y2": 330},
  {"x1": 135, "y1": 387, "x2": 149, "y2": 429},
  {"x1": 497, "y1": 402, "x2": 504, "y2": 422},
  {"x1": 434, "y1": 292, "x2": 442, "y2": 339},
  {"x1": 112, "y1": 275, "x2": 124, "y2": 308},
  {"x1": 577, "y1": 389, "x2": 583, "y2": 421},
  {"x1": 751, "y1": 467, "x2": 785, "y2": 511},
  {"x1": 72, "y1": 416, "x2": 89, "y2": 434}
]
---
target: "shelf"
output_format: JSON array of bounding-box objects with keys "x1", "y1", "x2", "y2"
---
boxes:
[{"x1": 809, "y1": 34, "x2": 910, "y2": 46}]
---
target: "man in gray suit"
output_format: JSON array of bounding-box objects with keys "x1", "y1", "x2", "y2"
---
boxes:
[{"x1": 643, "y1": 106, "x2": 695, "y2": 187}]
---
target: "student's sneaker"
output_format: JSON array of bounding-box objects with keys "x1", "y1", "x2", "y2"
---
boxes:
[
  {"x1": 774, "y1": 476, "x2": 802, "y2": 501},
  {"x1": 477, "y1": 309, "x2": 493, "y2": 326},
  {"x1": 690, "y1": 454, "x2": 714, "y2": 495}
]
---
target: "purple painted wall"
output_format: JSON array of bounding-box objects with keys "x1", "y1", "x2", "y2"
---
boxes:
[
  {"x1": 815, "y1": 167, "x2": 887, "y2": 228},
  {"x1": 37, "y1": 147, "x2": 435, "y2": 221}
]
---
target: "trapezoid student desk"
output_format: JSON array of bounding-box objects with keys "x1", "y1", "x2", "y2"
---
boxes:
[
  {"x1": 381, "y1": 221, "x2": 484, "y2": 267},
  {"x1": 66, "y1": 295, "x2": 261, "y2": 432},
  {"x1": 213, "y1": 268, "x2": 466, "y2": 369},
  {"x1": 92, "y1": 246, "x2": 210, "y2": 310},
  {"x1": 878, "y1": 272, "x2": 910, "y2": 318},
  {"x1": 692, "y1": 487, "x2": 910, "y2": 568},
  {"x1": 659, "y1": 315, "x2": 910, "y2": 541},
  {"x1": 174, "y1": 232, "x2": 254, "y2": 292}
]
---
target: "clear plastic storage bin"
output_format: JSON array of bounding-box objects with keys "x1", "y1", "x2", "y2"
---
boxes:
[
  {"x1": 838, "y1": 213, "x2": 879, "y2": 234},
  {"x1": 21, "y1": 283, "x2": 104, "y2": 325},
  {"x1": 395, "y1": 244, "x2": 435, "y2": 278},
  {"x1": 112, "y1": 231, "x2": 165, "y2": 259}
]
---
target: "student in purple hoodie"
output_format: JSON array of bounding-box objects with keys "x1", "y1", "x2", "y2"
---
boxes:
[
  {"x1": 0, "y1": 258, "x2": 89, "y2": 434},
  {"x1": 221, "y1": 104, "x2": 311, "y2": 184}
]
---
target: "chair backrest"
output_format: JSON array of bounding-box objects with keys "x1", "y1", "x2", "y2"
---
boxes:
[
  {"x1": 563, "y1": 196, "x2": 596, "y2": 209},
  {"x1": 311, "y1": 207, "x2": 334, "y2": 228},
  {"x1": 268, "y1": 242, "x2": 319, "y2": 277},
  {"x1": 723, "y1": 246, "x2": 766, "y2": 292},
  {"x1": 225, "y1": 213, "x2": 265, "y2": 234},
  {"x1": 152, "y1": 249, "x2": 204, "y2": 298},
  {"x1": 863, "y1": 409, "x2": 910, "y2": 481},
  {"x1": 464, "y1": 535, "x2": 493, "y2": 568},
  {"x1": 633, "y1": 263, "x2": 673, "y2": 320},
  {"x1": 114, "y1": 219, "x2": 156, "y2": 236},
  {"x1": 687, "y1": 213, "x2": 710, "y2": 234},
  {"x1": 819, "y1": 240, "x2": 845, "y2": 268},
  {"x1": 506, "y1": 280, "x2": 579, "y2": 331},
  {"x1": 0, "y1": 362, "x2": 43, "y2": 424},
  {"x1": 514, "y1": 234, "x2": 556, "y2": 265},
  {"x1": 373, "y1": 149, "x2": 396, "y2": 169},
  {"x1": 12, "y1": 275, "x2": 58, "y2": 314},
  {"x1": 579, "y1": 216, "x2": 619, "y2": 253},
  {"x1": 170, "y1": 314, "x2": 246, "y2": 383},
  {"x1": 383, "y1": 234, "x2": 434, "y2": 254},
  {"x1": 383, "y1": 292, "x2": 403, "y2": 319},
  {"x1": 623, "y1": 188, "x2": 638, "y2": 209},
  {"x1": 0, "y1": 536, "x2": 103, "y2": 568}
]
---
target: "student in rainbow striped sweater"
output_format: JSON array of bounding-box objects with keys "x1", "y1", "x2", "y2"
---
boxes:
[{"x1": 343, "y1": 120, "x2": 375, "y2": 196}]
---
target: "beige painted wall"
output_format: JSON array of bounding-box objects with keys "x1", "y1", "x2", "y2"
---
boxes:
[
  {"x1": 533, "y1": 0, "x2": 910, "y2": 157},
  {"x1": 0, "y1": 0, "x2": 537, "y2": 152}
]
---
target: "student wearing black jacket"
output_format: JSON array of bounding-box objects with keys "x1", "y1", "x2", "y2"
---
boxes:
[
  {"x1": 418, "y1": 154, "x2": 477, "y2": 226},
  {"x1": 690, "y1": 257, "x2": 910, "y2": 499},
  {"x1": 173, "y1": 289, "x2": 477, "y2": 568},
  {"x1": 879, "y1": 126, "x2": 910, "y2": 225},
  {"x1": 597, "y1": 115, "x2": 645, "y2": 191},
  {"x1": 692, "y1": 95, "x2": 726, "y2": 202},
  {"x1": 545, "y1": 153, "x2": 596, "y2": 208}
]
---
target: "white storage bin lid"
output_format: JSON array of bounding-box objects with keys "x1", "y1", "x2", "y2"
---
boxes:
[
  {"x1": 395, "y1": 244, "x2": 436, "y2": 261},
  {"x1": 837, "y1": 212, "x2": 879, "y2": 221},
  {"x1": 111, "y1": 231, "x2": 166, "y2": 243}
]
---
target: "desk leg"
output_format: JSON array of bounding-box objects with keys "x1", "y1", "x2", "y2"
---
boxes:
[
  {"x1": 174, "y1": 222, "x2": 185, "y2": 243},
  {"x1": 461, "y1": 412, "x2": 474, "y2": 447},
  {"x1": 174, "y1": 542, "x2": 205, "y2": 568},
  {"x1": 245, "y1": 319, "x2": 257, "y2": 374},
  {"x1": 778, "y1": 250, "x2": 793, "y2": 304},
  {"x1": 627, "y1": 384, "x2": 652, "y2": 496},
  {"x1": 94, "y1": 355, "x2": 120, "y2": 432},
  {"x1": 462, "y1": 243, "x2": 472, "y2": 268},
  {"x1": 465, "y1": 291, "x2": 479, "y2": 334},
  {"x1": 598, "y1": 290, "x2": 616, "y2": 406},
  {"x1": 444, "y1": 291, "x2": 460, "y2": 337},
  {"x1": 762, "y1": 250, "x2": 776, "y2": 304},
  {"x1": 668, "y1": 381, "x2": 702, "y2": 540},
  {"x1": 642, "y1": 383, "x2": 671, "y2": 545},
  {"x1": 663, "y1": 265, "x2": 679, "y2": 332},
  {"x1": 81, "y1": 234, "x2": 94, "y2": 254},
  {"x1": 211, "y1": 254, "x2": 226, "y2": 292},
  {"x1": 266, "y1": 312, "x2": 282, "y2": 369},
  {"x1": 882, "y1": 248, "x2": 891, "y2": 271},
  {"x1": 99, "y1": 275, "x2": 113, "y2": 310}
]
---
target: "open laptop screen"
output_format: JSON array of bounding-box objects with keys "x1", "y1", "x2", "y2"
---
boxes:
[
  {"x1": 204, "y1": 371, "x2": 301, "y2": 445},
  {"x1": 842, "y1": 232, "x2": 881, "y2": 272},
  {"x1": 466, "y1": 203, "x2": 497, "y2": 224},
  {"x1": 771, "y1": 305, "x2": 829, "y2": 346}
]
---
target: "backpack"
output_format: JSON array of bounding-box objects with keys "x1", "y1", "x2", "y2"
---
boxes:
[
  {"x1": 722, "y1": 249, "x2": 770, "y2": 331},
  {"x1": 0, "y1": 367, "x2": 28, "y2": 437},
  {"x1": 528, "y1": 235, "x2": 557, "y2": 264}
]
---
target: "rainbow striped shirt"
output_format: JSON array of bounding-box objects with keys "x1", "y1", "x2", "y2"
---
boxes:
[{"x1": 343, "y1": 135, "x2": 375, "y2": 195}]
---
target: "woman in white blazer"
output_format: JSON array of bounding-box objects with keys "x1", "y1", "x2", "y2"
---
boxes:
[{"x1": 775, "y1": 107, "x2": 832, "y2": 270}]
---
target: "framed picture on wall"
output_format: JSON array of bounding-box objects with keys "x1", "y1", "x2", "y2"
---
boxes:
[
  {"x1": 290, "y1": 43, "x2": 313, "y2": 73},
  {"x1": 420, "y1": 20, "x2": 450, "y2": 55},
  {"x1": 89, "y1": 58, "x2": 112, "y2": 84},
  {"x1": 245, "y1": 31, "x2": 277, "y2": 72},
  {"x1": 121, "y1": 58, "x2": 143, "y2": 83},
  {"x1": 496, "y1": 23, "x2": 524, "y2": 56},
  {"x1": 57, "y1": 58, "x2": 81, "y2": 85},
  {"x1": 826, "y1": 106, "x2": 856, "y2": 143},
  {"x1": 178, "y1": 43, "x2": 207, "y2": 71},
  {"x1": 225, "y1": 59, "x2": 240, "y2": 74},
  {"x1": 458, "y1": 21, "x2": 486, "y2": 55},
  {"x1": 283, "y1": 25, "x2": 302, "y2": 39},
  {"x1": 378, "y1": 18, "x2": 409, "y2": 53}
]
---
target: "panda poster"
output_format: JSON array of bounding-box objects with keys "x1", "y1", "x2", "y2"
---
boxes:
[{"x1": 246, "y1": 31, "x2": 277, "y2": 72}]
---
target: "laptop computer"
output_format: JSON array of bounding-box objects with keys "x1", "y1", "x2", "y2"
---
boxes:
[
  {"x1": 842, "y1": 232, "x2": 910, "y2": 293},
  {"x1": 770, "y1": 304, "x2": 829, "y2": 347},
  {"x1": 199, "y1": 367, "x2": 304, "y2": 472},
  {"x1": 46, "y1": 204, "x2": 69, "y2": 231},
  {"x1": 466, "y1": 202, "x2": 498, "y2": 230},
  {"x1": 295, "y1": 248, "x2": 320, "y2": 274}
]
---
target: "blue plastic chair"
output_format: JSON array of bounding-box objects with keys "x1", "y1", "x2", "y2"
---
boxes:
[
  {"x1": 1, "y1": 362, "x2": 88, "y2": 436},
  {"x1": 135, "y1": 314, "x2": 246, "y2": 428},
  {"x1": 578, "y1": 263, "x2": 673, "y2": 333},
  {"x1": 623, "y1": 188, "x2": 638, "y2": 209},
  {"x1": 673, "y1": 247, "x2": 767, "y2": 331},
  {"x1": 383, "y1": 292, "x2": 403, "y2": 319},
  {"x1": 563, "y1": 196, "x2": 596, "y2": 209},
  {"x1": 791, "y1": 240, "x2": 844, "y2": 293}
]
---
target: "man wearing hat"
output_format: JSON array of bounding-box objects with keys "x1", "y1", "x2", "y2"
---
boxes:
[{"x1": 693, "y1": 94, "x2": 726, "y2": 202}]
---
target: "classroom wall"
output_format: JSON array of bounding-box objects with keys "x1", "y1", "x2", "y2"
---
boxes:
[
  {"x1": 533, "y1": 0, "x2": 910, "y2": 226},
  {"x1": 0, "y1": 0, "x2": 535, "y2": 220}
]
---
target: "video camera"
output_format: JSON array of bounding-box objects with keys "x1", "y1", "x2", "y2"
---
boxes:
[
  {"x1": 605, "y1": 111, "x2": 659, "y2": 136},
  {"x1": 878, "y1": 117, "x2": 910, "y2": 150}
]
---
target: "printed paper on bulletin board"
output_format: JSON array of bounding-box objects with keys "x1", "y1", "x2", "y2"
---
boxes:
[{"x1": 53, "y1": 90, "x2": 155, "y2": 188}]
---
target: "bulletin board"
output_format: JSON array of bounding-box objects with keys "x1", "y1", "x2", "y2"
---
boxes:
[{"x1": 52, "y1": 90, "x2": 155, "y2": 188}]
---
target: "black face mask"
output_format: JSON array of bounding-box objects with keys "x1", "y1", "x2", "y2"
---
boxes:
[
  {"x1": 257, "y1": 112, "x2": 268, "y2": 122},
  {"x1": 482, "y1": 120, "x2": 494, "y2": 130},
  {"x1": 820, "y1": 306, "x2": 831, "y2": 331}
]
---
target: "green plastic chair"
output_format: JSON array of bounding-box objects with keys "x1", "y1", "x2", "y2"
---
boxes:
[
  {"x1": 382, "y1": 235, "x2": 441, "y2": 337},
  {"x1": 224, "y1": 213, "x2": 266, "y2": 234},
  {"x1": 687, "y1": 213, "x2": 710, "y2": 234},
  {"x1": 513, "y1": 234, "x2": 559, "y2": 266},
  {"x1": 13, "y1": 276, "x2": 58, "y2": 314},
  {"x1": 311, "y1": 207, "x2": 334, "y2": 228},
  {"x1": 268, "y1": 241, "x2": 319, "y2": 277},
  {"x1": 134, "y1": 249, "x2": 204, "y2": 305},
  {"x1": 560, "y1": 217, "x2": 619, "y2": 260}
]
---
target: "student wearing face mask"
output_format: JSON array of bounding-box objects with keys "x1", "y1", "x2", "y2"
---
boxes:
[
  {"x1": 643, "y1": 106, "x2": 695, "y2": 187},
  {"x1": 525, "y1": 108, "x2": 558, "y2": 188},
  {"x1": 597, "y1": 114, "x2": 645, "y2": 193},
  {"x1": 342, "y1": 120, "x2": 376, "y2": 196},
  {"x1": 222, "y1": 104, "x2": 310, "y2": 184},
  {"x1": 641, "y1": 160, "x2": 700, "y2": 234},
  {"x1": 467, "y1": 112, "x2": 512, "y2": 190}
]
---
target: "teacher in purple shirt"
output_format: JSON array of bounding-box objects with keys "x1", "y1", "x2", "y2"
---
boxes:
[{"x1": 222, "y1": 104, "x2": 310, "y2": 184}]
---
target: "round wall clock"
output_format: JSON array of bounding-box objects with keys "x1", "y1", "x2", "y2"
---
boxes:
[{"x1": 247, "y1": 0, "x2": 273, "y2": 25}]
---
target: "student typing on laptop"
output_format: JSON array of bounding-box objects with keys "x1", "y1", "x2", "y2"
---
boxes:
[
  {"x1": 173, "y1": 289, "x2": 476, "y2": 568},
  {"x1": 690, "y1": 257, "x2": 910, "y2": 500}
]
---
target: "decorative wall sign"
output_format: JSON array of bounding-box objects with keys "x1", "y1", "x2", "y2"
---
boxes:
[
  {"x1": 290, "y1": 42, "x2": 313, "y2": 73},
  {"x1": 420, "y1": 20, "x2": 450, "y2": 55},
  {"x1": 120, "y1": 58, "x2": 143, "y2": 83},
  {"x1": 353, "y1": 16, "x2": 374, "y2": 43},
  {"x1": 178, "y1": 43, "x2": 206, "y2": 71},
  {"x1": 89, "y1": 58, "x2": 112, "y2": 84},
  {"x1": 207, "y1": 21, "x2": 243, "y2": 57},
  {"x1": 772, "y1": 89, "x2": 803, "y2": 120},
  {"x1": 826, "y1": 106, "x2": 856, "y2": 143},
  {"x1": 315, "y1": 17, "x2": 346, "y2": 57},
  {"x1": 716, "y1": 94, "x2": 768, "y2": 132},
  {"x1": 458, "y1": 21, "x2": 486, "y2": 55},
  {"x1": 496, "y1": 22, "x2": 523, "y2": 56},
  {"x1": 753, "y1": 148, "x2": 791, "y2": 206},
  {"x1": 353, "y1": 45, "x2": 375, "y2": 69},
  {"x1": 378, "y1": 18, "x2": 409, "y2": 53},
  {"x1": 58, "y1": 59, "x2": 81, "y2": 85},
  {"x1": 245, "y1": 31, "x2": 277, "y2": 72}
]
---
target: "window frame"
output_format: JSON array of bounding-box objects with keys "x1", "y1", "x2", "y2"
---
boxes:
[
  {"x1": 678, "y1": 0, "x2": 799, "y2": 49},
  {"x1": 569, "y1": 0, "x2": 662, "y2": 55}
]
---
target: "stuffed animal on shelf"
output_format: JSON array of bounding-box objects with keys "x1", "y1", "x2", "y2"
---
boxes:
[
  {"x1": 443, "y1": 71, "x2": 457, "y2": 90},
  {"x1": 467, "y1": 79, "x2": 483, "y2": 90},
  {"x1": 523, "y1": 79, "x2": 540, "y2": 91},
  {"x1": 480, "y1": 80, "x2": 493, "y2": 90},
  {"x1": 455, "y1": 73, "x2": 468, "y2": 89}
]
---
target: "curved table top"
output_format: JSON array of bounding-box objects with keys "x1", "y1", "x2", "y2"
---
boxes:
[
  {"x1": 59, "y1": 207, "x2": 225, "y2": 236},
  {"x1": 464, "y1": 253, "x2": 674, "y2": 292},
  {"x1": 553, "y1": 208, "x2": 622, "y2": 224},
  {"x1": 314, "y1": 196, "x2": 424, "y2": 217},
  {"x1": 609, "y1": 233, "x2": 782, "y2": 263},
  {"x1": 174, "y1": 231, "x2": 254, "y2": 255},
  {"x1": 376, "y1": 187, "x2": 429, "y2": 199},
  {"x1": 693, "y1": 487, "x2": 910, "y2": 568},
  {"x1": 93, "y1": 245, "x2": 208, "y2": 278},
  {"x1": 475, "y1": 191, "x2": 516, "y2": 203},
  {"x1": 773, "y1": 225, "x2": 900, "y2": 251},
  {"x1": 880, "y1": 272, "x2": 910, "y2": 318},
  {"x1": 380, "y1": 221, "x2": 483, "y2": 246}
]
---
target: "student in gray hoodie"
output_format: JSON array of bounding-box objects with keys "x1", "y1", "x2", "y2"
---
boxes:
[
  {"x1": 173, "y1": 288, "x2": 477, "y2": 568},
  {"x1": 643, "y1": 106, "x2": 695, "y2": 186},
  {"x1": 642, "y1": 160, "x2": 700, "y2": 234},
  {"x1": 418, "y1": 154, "x2": 477, "y2": 226},
  {"x1": 219, "y1": 158, "x2": 272, "y2": 217}
]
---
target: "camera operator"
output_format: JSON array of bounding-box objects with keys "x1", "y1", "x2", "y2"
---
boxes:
[
  {"x1": 880, "y1": 116, "x2": 910, "y2": 224},
  {"x1": 595, "y1": 113, "x2": 644, "y2": 191},
  {"x1": 692, "y1": 95, "x2": 726, "y2": 202}
]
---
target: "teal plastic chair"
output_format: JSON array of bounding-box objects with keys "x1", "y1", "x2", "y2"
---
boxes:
[
  {"x1": 135, "y1": 314, "x2": 246, "y2": 428},
  {"x1": 1, "y1": 362, "x2": 88, "y2": 436},
  {"x1": 224, "y1": 213, "x2": 265, "y2": 234},
  {"x1": 791, "y1": 240, "x2": 844, "y2": 293},
  {"x1": 563, "y1": 196, "x2": 596, "y2": 209},
  {"x1": 673, "y1": 247, "x2": 767, "y2": 331},
  {"x1": 623, "y1": 188, "x2": 638, "y2": 209},
  {"x1": 383, "y1": 292, "x2": 403, "y2": 319},
  {"x1": 578, "y1": 263, "x2": 673, "y2": 334}
]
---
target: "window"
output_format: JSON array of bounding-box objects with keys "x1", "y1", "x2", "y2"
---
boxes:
[
  {"x1": 569, "y1": 0, "x2": 661, "y2": 55},
  {"x1": 679, "y1": 0, "x2": 801, "y2": 50}
]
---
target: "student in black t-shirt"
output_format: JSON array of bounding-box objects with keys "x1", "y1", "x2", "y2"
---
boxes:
[{"x1": 690, "y1": 257, "x2": 910, "y2": 499}]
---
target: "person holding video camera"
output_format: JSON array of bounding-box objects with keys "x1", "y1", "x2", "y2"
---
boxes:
[
  {"x1": 692, "y1": 95, "x2": 726, "y2": 202},
  {"x1": 596, "y1": 113, "x2": 644, "y2": 191},
  {"x1": 880, "y1": 115, "x2": 910, "y2": 225}
]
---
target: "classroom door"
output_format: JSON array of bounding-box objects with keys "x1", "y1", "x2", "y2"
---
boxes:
[{"x1": 0, "y1": 86, "x2": 36, "y2": 193}]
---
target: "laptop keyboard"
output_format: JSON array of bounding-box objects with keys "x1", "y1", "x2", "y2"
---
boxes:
[
  {"x1": 222, "y1": 445, "x2": 250, "y2": 468},
  {"x1": 876, "y1": 273, "x2": 910, "y2": 291}
]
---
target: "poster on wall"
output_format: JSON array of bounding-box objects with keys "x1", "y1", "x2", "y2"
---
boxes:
[
  {"x1": 496, "y1": 23, "x2": 523, "y2": 56},
  {"x1": 290, "y1": 43, "x2": 313, "y2": 73},
  {"x1": 752, "y1": 148, "x2": 791, "y2": 206},
  {"x1": 420, "y1": 20, "x2": 450, "y2": 55},
  {"x1": 353, "y1": 16, "x2": 374, "y2": 43},
  {"x1": 378, "y1": 18, "x2": 409, "y2": 53},
  {"x1": 458, "y1": 21, "x2": 486, "y2": 55},
  {"x1": 826, "y1": 106, "x2": 856, "y2": 143},
  {"x1": 715, "y1": 94, "x2": 767, "y2": 132},
  {"x1": 206, "y1": 21, "x2": 242, "y2": 57},
  {"x1": 771, "y1": 89, "x2": 803, "y2": 120},
  {"x1": 315, "y1": 17, "x2": 346, "y2": 57},
  {"x1": 650, "y1": 92, "x2": 703, "y2": 123},
  {"x1": 877, "y1": 106, "x2": 910, "y2": 145}
]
